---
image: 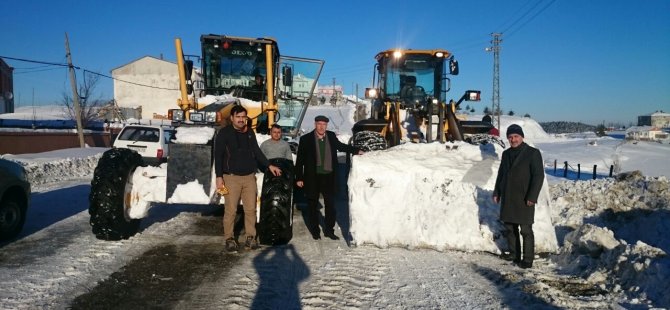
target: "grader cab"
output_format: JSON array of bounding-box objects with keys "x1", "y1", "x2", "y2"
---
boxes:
[
  {"x1": 351, "y1": 49, "x2": 500, "y2": 150},
  {"x1": 89, "y1": 34, "x2": 324, "y2": 245}
]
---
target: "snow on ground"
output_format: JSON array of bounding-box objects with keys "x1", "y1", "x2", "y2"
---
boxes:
[
  {"x1": 1, "y1": 106, "x2": 669, "y2": 308},
  {"x1": 348, "y1": 141, "x2": 558, "y2": 253}
]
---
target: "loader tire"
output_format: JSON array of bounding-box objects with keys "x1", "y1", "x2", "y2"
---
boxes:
[
  {"x1": 89, "y1": 148, "x2": 143, "y2": 241},
  {"x1": 258, "y1": 158, "x2": 294, "y2": 246},
  {"x1": 352, "y1": 131, "x2": 388, "y2": 152}
]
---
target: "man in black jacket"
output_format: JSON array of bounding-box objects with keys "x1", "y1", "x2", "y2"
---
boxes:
[
  {"x1": 295, "y1": 115, "x2": 363, "y2": 240},
  {"x1": 493, "y1": 124, "x2": 544, "y2": 269},
  {"x1": 215, "y1": 105, "x2": 281, "y2": 252}
]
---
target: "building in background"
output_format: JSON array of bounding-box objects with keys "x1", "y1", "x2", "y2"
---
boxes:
[
  {"x1": 626, "y1": 126, "x2": 669, "y2": 141},
  {"x1": 315, "y1": 85, "x2": 343, "y2": 105},
  {"x1": 112, "y1": 56, "x2": 200, "y2": 120},
  {"x1": 638, "y1": 111, "x2": 670, "y2": 128},
  {"x1": 0, "y1": 59, "x2": 14, "y2": 114}
]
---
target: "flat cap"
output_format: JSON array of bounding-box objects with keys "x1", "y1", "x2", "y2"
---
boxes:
[{"x1": 314, "y1": 115, "x2": 329, "y2": 123}]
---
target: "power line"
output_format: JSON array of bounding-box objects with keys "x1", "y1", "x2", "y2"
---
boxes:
[
  {"x1": 2, "y1": 54, "x2": 180, "y2": 91},
  {"x1": 14, "y1": 67, "x2": 65, "y2": 74},
  {"x1": 498, "y1": 0, "x2": 544, "y2": 34},
  {"x1": 83, "y1": 69, "x2": 179, "y2": 91},
  {"x1": 0, "y1": 55, "x2": 75, "y2": 69},
  {"x1": 505, "y1": 0, "x2": 557, "y2": 39}
]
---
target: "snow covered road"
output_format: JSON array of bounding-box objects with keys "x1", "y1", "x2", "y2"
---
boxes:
[{"x1": 2, "y1": 176, "x2": 661, "y2": 309}]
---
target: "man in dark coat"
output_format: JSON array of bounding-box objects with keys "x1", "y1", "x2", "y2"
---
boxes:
[
  {"x1": 493, "y1": 124, "x2": 544, "y2": 269},
  {"x1": 215, "y1": 105, "x2": 281, "y2": 252},
  {"x1": 295, "y1": 115, "x2": 363, "y2": 240}
]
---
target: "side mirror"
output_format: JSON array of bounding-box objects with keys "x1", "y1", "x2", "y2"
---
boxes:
[
  {"x1": 455, "y1": 90, "x2": 481, "y2": 108},
  {"x1": 449, "y1": 59, "x2": 459, "y2": 75},
  {"x1": 464, "y1": 90, "x2": 481, "y2": 101},
  {"x1": 282, "y1": 66, "x2": 293, "y2": 86},
  {"x1": 184, "y1": 60, "x2": 194, "y2": 81},
  {"x1": 365, "y1": 88, "x2": 378, "y2": 99}
]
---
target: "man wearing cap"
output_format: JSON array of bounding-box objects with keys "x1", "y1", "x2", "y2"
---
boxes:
[
  {"x1": 493, "y1": 124, "x2": 544, "y2": 269},
  {"x1": 295, "y1": 115, "x2": 363, "y2": 240}
]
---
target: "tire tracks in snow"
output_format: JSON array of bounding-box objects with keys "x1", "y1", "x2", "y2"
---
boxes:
[{"x1": 300, "y1": 247, "x2": 389, "y2": 308}]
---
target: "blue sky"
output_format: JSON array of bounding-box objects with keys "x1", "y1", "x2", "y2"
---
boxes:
[{"x1": 1, "y1": 0, "x2": 668, "y2": 125}]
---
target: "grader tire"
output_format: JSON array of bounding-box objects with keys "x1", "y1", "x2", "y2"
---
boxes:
[
  {"x1": 258, "y1": 158, "x2": 294, "y2": 246},
  {"x1": 89, "y1": 148, "x2": 143, "y2": 241},
  {"x1": 352, "y1": 131, "x2": 388, "y2": 152}
]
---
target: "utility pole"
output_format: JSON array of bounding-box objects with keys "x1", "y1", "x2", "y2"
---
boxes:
[
  {"x1": 331, "y1": 77, "x2": 337, "y2": 106},
  {"x1": 355, "y1": 83, "x2": 359, "y2": 103},
  {"x1": 65, "y1": 32, "x2": 85, "y2": 148},
  {"x1": 486, "y1": 33, "x2": 502, "y2": 132}
]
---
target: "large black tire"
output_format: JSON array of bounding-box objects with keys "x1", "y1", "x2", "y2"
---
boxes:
[
  {"x1": 0, "y1": 198, "x2": 26, "y2": 241},
  {"x1": 258, "y1": 158, "x2": 294, "y2": 246},
  {"x1": 352, "y1": 131, "x2": 388, "y2": 152},
  {"x1": 89, "y1": 148, "x2": 143, "y2": 240}
]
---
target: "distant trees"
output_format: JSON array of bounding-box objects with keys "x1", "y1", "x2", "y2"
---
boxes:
[
  {"x1": 508, "y1": 110, "x2": 515, "y2": 116},
  {"x1": 483, "y1": 107, "x2": 491, "y2": 115},
  {"x1": 524, "y1": 113, "x2": 531, "y2": 118},
  {"x1": 595, "y1": 124, "x2": 607, "y2": 137},
  {"x1": 61, "y1": 73, "x2": 105, "y2": 128}
]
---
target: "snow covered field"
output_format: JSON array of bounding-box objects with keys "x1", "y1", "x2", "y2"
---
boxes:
[{"x1": 0, "y1": 105, "x2": 669, "y2": 308}]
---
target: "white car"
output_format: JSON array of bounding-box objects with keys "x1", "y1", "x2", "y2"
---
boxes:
[{"x1": 113, "y1": 125, "x2": 175, "y2": 165}]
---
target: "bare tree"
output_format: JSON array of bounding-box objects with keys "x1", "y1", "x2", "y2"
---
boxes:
[{"x1": 61, "y1": 72, "x2": 105, "y2": 128}]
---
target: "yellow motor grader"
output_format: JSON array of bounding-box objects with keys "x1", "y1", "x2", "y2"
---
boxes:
[
  {"x1": 351, "y1": 49, "x2": 501, "y2": 150},
  {"x1": 88, "y1": 34, "x2": 324, "y2": 245}
]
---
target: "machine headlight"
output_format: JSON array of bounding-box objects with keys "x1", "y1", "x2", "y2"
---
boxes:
[
  {"x1": 365, "y1": 88, "x2": 378, "y2": 99},
  {"x1": 393, "y1": 50, "x2": 403, "y2": 59},
  {"x1": 205, "y1": 112, "x2": 217, "y2": 123},
  {"x1": 170, "y1": 109, "x2": 185, "y2": 121},
  {"x1": 189, "y1": 112, "x2": 204, "y2": 122}
]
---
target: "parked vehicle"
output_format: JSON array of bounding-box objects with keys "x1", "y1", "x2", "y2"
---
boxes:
[
  {"x1": 0, "y1": 158, "x2": 31, "y2": 241},
  {"x1": 112, "y1": 125, "x2": 175, "y2": 165}
]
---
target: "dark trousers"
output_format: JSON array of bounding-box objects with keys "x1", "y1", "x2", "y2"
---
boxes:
[
  {"x1": 307, "y1": 173, "x2": 335, "y2": 236},
  {"x1": 504, "y1": 222, "x2": 534, "y2": 263}
]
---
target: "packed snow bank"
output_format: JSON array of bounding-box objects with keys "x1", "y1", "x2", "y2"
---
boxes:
[
  {"x1": 550, "y1": 171, "x2": 670, "y2": 307},
  {"x1": 1, "y1": 147, "x2": 107, "y2": 187},
  {"x1": 348, "y1": 141, "x2": 559, "y2": 254}
]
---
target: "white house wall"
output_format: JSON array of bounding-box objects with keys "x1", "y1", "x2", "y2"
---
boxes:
[{"x1": 112, "y1": 57, "x2": 181, "y2": 119}]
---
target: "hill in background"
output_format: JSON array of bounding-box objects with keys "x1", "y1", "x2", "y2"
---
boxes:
[{"x1": 539, "y1": 121, "x2": 596, "y2": 134}]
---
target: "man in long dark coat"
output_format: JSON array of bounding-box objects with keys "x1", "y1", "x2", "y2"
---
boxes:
[
  {"x1": 493, "y1": 124, "x2": 545, "y2": 269},
  {"x1": 295, "y1": 115, "x2": 362, "y2": 240}
]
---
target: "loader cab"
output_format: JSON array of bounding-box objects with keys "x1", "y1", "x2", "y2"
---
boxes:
[{"x1": 367, "y1": 49, "x2": 457, "y2": 118}]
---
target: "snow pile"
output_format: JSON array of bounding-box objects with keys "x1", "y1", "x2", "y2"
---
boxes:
[
  {"x1": 197, "y1": 94, "x2": 261, "y2": 109},
  {"x1": 126, "y1": 164, "x2": 168, "y2": 219},
  {"x1": 174, "y1": 126, "x2": 215, "y2": 144},
  {"x1": 1, "y1": 148, "x2": 106, "y2": 187},
  {"x1": 301, "y1": 104, "x2": 357, "y2": 135},
  {"x1": 550, "y1": 172, "x2": 670, "y2": 306},
  {"x1": 348, "y1": 141, "x2": 559, "y2": 254}
]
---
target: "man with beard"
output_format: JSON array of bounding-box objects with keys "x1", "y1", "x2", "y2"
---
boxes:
[{"x1": 215, "y1": 105, "x2": 281, "y2": 252}]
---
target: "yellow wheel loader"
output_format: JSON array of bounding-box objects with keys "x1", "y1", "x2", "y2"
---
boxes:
[
  {"x1": 89, "y1": 34, "x2": 324, "y2": 245},
  {"x1": 351, "y1": 49, "x2": 503, "y2": 151}
]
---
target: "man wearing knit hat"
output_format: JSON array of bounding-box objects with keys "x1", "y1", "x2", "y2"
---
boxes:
[{"x1": 493, "y1": 124, "x2": 545, "y2": 269}]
